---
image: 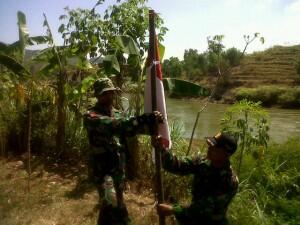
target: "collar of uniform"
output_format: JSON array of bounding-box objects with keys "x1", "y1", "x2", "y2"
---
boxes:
[{"x1": 94, "y1": 102, "x2": 113, "y2": 116}]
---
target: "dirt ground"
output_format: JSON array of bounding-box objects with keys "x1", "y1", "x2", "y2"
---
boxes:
[{"x1": 0, "y1": 158, "x2": 177, "y2": 225}]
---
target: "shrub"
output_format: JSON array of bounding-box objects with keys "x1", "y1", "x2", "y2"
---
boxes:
[
  {"x1": 225, "y1": 47, "x2": 242, "y2": 66},
  {"x1": 277, "y1": 88, "x2": 300, "y2": 108},
  {"x1": 235, "y1": 86, "x2": 300, "y2": 108}
]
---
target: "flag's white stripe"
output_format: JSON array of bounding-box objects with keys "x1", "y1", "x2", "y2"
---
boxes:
[{"x1": 145, "y1": 66, "x2": 171, "y2": 149}]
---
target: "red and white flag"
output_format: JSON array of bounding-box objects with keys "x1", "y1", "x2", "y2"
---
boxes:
[{"x1": 144, "y1": 39, "x2": 171, "y2": 149}]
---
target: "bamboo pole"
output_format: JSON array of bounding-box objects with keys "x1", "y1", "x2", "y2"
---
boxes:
[{"x1": 149, "y1": 9, "x2": 166, "y2": 225}]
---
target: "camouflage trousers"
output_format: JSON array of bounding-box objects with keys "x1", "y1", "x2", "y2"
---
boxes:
[{"x1": 88, "y1": 151, "x2": 131, "y2": 225}]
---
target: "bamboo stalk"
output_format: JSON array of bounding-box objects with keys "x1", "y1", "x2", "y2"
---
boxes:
[{"x1": 149, "y1": 10, "x2": 166, "y2": 225}]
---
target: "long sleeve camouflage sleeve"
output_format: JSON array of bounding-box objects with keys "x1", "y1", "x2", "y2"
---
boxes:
[
  {"x1": 161, "y1": 150, "x2": 202, "y2": 175},
  {"x1": 84, "y1": 111, "x2": 156, "y2": 138},
  {"x1": 162, "y1": 152, "x2": 239, "y2": 225}
]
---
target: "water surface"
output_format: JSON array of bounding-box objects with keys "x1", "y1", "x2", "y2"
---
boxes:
[{"x1": 166, "y1": 98, "x2": 300, "y2": 143}]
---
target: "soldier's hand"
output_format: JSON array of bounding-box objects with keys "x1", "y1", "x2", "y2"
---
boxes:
[
  {"x1": 153, "y1": 111, "x2": 164, "y2": 123},
  {"x1": 151, "y1": 135, "x2": 164, "y2": 150},
  {"x1": 137, "y1": 112, "x2": 164, "y2": 125},
  {"x1": 157, "y1": 203, "x2": 174, "y2": 216}
]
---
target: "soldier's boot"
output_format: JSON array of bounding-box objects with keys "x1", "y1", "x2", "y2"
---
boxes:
[{"x1": 97, "y1": 203, "x2": 132, "y2": 225}]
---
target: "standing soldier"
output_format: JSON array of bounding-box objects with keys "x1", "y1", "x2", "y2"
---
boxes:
[
  {"x1": 155, "y1": 132, "x2": 239, "y2": 225},
  {"x1": 84, "y1": 77, "x2": 163, "y2": 225}
]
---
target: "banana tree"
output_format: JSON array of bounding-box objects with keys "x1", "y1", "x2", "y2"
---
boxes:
[
  {"x1": 0, "y1": 11, "x2": 48, "y2": 192},
  {"x1": 34, "y1": 14, "x2": 93, "y2": 157}
]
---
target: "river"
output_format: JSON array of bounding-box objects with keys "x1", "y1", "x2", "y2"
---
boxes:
[{"x1": 166, "y1": 97, "x2": 300, "y2": 143}]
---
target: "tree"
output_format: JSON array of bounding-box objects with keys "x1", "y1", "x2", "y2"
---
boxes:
[
  {"x1": 0, "y1": 11, "x2": 48, "y2": 192},
  {"x1": 59, "y1": 0, "x2": 167, "y2": 88},
  {"x1": 241, "y1": 33, "x2": 265, "y2": 58},
  {"x1": 162, "y1": 57, "x2": 183, "y2": 78},
  {"x1": 225, "y1": 47, "x2": 242, "y2": 67},
  {"x1": 183, "y1": 49, "x2": 201, "y2": 80},
  {"x1": 57, "y1": 1, "x2": 168, "y2": 179},
  {"x1": 207, "y1": 35, "x2": 227, "y2": 74},
  {"x1": 197, "y1": 53, "x2": 208, "y2": 76}
]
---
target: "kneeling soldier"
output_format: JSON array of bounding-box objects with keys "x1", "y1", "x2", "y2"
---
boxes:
[{"x1": 156, "y1": 132, "x2": 239, "y2": 225}]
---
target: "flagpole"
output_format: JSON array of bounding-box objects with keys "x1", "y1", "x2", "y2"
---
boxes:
[{"x1": 149, "y1": 9, "x2": 166, "y2": 225}]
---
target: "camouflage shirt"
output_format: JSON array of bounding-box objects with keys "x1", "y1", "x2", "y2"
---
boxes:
[
  {"x1": 84, "y1": 102, "x2": 152, "y2": 154},
  {"x1": 162, "y1": 151, "x2": 238, "y2": 225}
]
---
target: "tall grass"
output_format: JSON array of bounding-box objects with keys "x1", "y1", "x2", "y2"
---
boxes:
[{"x1": 228, "y1": 137, "x2": 300, "y2": 225}]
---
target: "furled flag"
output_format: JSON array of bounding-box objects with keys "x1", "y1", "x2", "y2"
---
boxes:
[{"x1": 144, "y1": 38, "x2": 171, "y2": 149}]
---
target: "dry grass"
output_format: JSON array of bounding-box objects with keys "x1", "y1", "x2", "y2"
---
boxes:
[{"x1": 0, "y1": 158, "x2": 176, "y2": 225}]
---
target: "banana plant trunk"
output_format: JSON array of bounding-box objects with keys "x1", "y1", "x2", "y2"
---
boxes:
[
  {"x1": 56, "y1": 70, "x2": 67, "y2": 157},
  {"x1": 26, "y1": 96, "x2": 32, "y2": 193}
]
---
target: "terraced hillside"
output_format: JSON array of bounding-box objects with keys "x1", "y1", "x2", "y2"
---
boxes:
[{"x1": 229, "y1": 45, "x2": 300, "y2": 88}]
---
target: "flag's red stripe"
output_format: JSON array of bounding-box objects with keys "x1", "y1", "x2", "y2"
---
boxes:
[{"x1": 155, "y1": 38, "x2": 163, "y2": 80}]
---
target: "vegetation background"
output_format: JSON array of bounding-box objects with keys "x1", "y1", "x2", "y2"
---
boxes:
[{"x1": 0, "y1": 0, "x2": 299, "y2": 225}]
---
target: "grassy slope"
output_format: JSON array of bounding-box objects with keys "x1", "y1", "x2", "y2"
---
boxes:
[
  {"x1": 219, "y1": 45, "x2": 300, "y2": 102},
  {"x1": 230, "y1": 45, "x2": 300, "y2": 87}
]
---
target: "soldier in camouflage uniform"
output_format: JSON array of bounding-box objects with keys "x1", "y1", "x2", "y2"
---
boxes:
[
  {"x1": 84, "y1": 78, "x2": 163, "y2": 225},
  {"x1": 156, "y1": 132, "x2": 239, "y2": 225}
]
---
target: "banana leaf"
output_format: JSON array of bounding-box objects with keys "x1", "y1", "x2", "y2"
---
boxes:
[
  {"x1": 114, "y1": 35, "x2": 140, "y2": 55},
  {"x1": 163, "y1": 78, "x2": 210, "y2": 97},
  {"x1": 0, "y1": 54, "x2": 31, "y2": 77}
]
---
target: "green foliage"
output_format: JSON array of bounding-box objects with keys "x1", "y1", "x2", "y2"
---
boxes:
[
  {"x1": 197, "y1": 53, "x2": 209, "y2": 76},
  {"x1": 0, "y1": 54, "x2": 31, "y2": 78},
  {"x1": 183, "y1": 49, "x2": 203, "y2": 79},
  {"x1": 221, "y1": 100, "x2": 269, "y2": 175},
  {"x1": 221, "y1": 100, "x2": 270, "y2": 149},
  {"x1": 207, "y1": 35, "x2": 225, "y2": 56},
  {"x1": 236, "y1": 86, "x2": 300, "y2": 108},
  {"x1": 162, "y1": 57, "x2": 183, "y2": 78},
  {"x1": 229, "y1": 137, "x2": 300, "y2": 225},
  {"x1": 225, "y1": 47, "x2": 242, "y2": 67},
  {"x1": 138, "y1": 119, "x2": 192, "y2": 201},
  {"x1": 65, "y1": 110, "x2": 89, "y2": 157},
  {"x1": 207, "y1": 35, "x2": 228, "y2": 74},
  {"x1": 59, "y1": 0, "x2": 167, "y2": 58}
]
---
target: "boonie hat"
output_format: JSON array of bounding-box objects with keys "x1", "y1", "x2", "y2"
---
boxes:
[
  {"x1": 93, "y1": 78, "x2": 120, "y2": 97},
  {"x1": 206, "y1": 132, "x2": 237, "y2": 155}
]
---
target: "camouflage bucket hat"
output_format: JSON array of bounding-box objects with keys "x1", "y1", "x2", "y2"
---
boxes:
[{"x1": 93, "y1": 78, "x2": 120, "y2": 97}]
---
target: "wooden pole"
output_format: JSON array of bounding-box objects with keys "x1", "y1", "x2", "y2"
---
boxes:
[{"x1": 149, "y1": 9, "x2": 166, "y2": 225}]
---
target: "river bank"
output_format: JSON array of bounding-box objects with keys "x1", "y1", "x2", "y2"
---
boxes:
[
  {"x1": 165, "y1": 97, "x2": 300, "y2": 144},
  {"x1": 167, "y1": 84, "x2": 300, "y2": 109}
]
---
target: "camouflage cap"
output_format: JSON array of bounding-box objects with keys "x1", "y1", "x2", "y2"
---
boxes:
[
  {"x1": 206, "y1": 132, "x2": 237, "y2": 155},
  {"x1": 93, "y1": 78, "x2": 120, "y2": 97}
]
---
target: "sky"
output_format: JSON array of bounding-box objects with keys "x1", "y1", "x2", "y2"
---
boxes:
[{"x1": 0, "y1": 0, "x2": 300, "y2": 60}]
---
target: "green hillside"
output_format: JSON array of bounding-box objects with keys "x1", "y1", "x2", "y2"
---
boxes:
[
  {"x1": 230, "y1": 45, "x2": 300, "y2": 87},
  {"x1": 215, "y1": 45, "x2": 300, "y2": 106}
]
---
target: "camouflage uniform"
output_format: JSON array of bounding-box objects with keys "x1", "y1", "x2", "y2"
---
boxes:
[
  {"x1": 162, "y1": 150, "x2": 238, "y2": 225},
  {"x1": 84, "y1": 78, "x2": 158, "y2": 225}
]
